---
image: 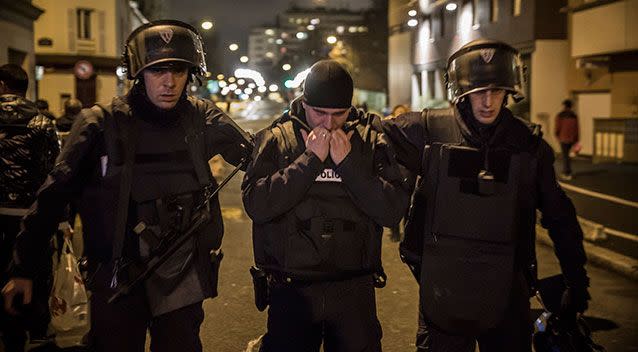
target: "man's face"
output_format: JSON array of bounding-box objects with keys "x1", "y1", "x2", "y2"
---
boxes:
[
  {"x1": 303, "y1": 102, "x2": 349, "y2": 131},
  {"x1": 142, "y1": 64, "x2": 189, "y2": 110},
  {"x1": 468, "y1": 89, "x2": 506, "y2": 125}
]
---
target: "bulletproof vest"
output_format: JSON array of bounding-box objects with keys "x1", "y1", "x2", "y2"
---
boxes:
[
  {"x1": 408, "y1": 108, "x2": 537, "y2": 335},
  {"x1": 254, "y1": 116, "x2": 382, "y2": 280},
  {"x1": 100, "y1": 97, "x2": 214, "y2": 315}
]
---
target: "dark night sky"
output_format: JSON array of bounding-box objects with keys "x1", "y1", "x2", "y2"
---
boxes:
[{"x1": 164, "y1": 0, "x2": 373, "y2": 74}]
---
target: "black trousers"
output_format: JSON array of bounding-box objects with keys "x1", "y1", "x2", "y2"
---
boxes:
[
  {"x1": 88, "y1": 266, "x2": 204, "y2": 352},
  {"x1": 415, "y1": 274, "x2": 532, "y2": 352},
  {"x1": 1, "y1": 215, "x2": 51, "y2": 352},
  {"x1": 260, "y1": 275, "x2": 382, "y2": 352},
  {"x1": 560, "y1": 142, "x2": 574, "y2": 175}
]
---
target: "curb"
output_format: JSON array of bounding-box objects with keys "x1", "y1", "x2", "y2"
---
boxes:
[{"x1": 536, "y1": 225, "x2": 638, "y2": 282}]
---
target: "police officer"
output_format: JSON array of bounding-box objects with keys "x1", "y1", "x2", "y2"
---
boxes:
[
  {"x1": 0, "y1": 64, "x2": 59, "y2": 352},
  {"x1": 381, "y1": 39, "x2": 590, "y2": 351},
  {"x1": 242, "y1": 60, "x2": 408, "y2": 352},
  {"x1": 2, "y1": 20, "x2": 252, "y2": 352}
]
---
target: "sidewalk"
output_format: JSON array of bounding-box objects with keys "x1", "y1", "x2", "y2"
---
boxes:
[{"x1": 548, "y1": 155, "x2": 638, "y2": 280}]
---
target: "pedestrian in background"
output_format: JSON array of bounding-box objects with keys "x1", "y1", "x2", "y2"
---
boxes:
[
  {"x1": 0, "y1": 64, "x2": 60, "y2": 352},
  {"x1": 35, "y1": 99, "x2": 56, "y2": 121},
  {"x1": 555, "y1": 99, "x2": 579, "y2": 180},
  {"x1": 55, "y1": 98, "x2": 83, "y2": 133}
]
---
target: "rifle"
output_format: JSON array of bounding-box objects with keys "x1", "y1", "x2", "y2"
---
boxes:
[{"x1": 108, "y1": 157, "x2": 249, "y2": 304}]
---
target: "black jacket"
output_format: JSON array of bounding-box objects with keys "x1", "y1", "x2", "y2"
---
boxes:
[
  {"x1": 0, "y1": 94, "x2": 59, "y2": 212},
  {"x1": 242, "y1": 97, "x2": 409, "y2": 278},
  {"x1": 12, "y1": 93, "x2": 253, "y2": 286},
  {"x1": 381, "y1": 106, "x2": 589, "y2": 290}
]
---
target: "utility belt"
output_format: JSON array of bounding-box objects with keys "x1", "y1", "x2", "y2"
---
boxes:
[{"x1": 249, "y1": 266, "x2": 386, "y2": 312}]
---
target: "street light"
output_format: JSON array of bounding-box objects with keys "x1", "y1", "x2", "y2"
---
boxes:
[
  {"x1": 240, "y1": 56, "x2": 249, "y2": 63},
  {"x1": 282, "y1": 63, "x2": 291, "y2": 71},
  {"x1": 446, "y1": 3, "x2": 458, "y2": 11},
  {"x1": 268, "y1": 84, "x2": 279, "y2": 92},
  {"x1": 229, "y1": 43, "x2": 239, "y2": 51},
  {"x1": 408, "y1": 9, "x2": 417, "y2": 17},
  {"x1": 201, "y1": 21, "x2": 213, "y2": 30},
  {"x1": 326, "y1": 35, "x2": 337, "y2": 44},
  {"x1": 407, "y1": 19, "x2": 418, "y2": 27}
]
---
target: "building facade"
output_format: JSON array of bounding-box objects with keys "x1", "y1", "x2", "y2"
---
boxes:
[
  {"x1": 32, "y1": 0, "x2": 147, "y2": 115},
  {"x1": 393, "y1": 0, "x2": 572, "y2": 150},
  {"x1": 565, "y1": 0, "x2": 638, "y2": 157},
  {"x1": 0, "y1": 0, "x2": 44, "y2": 100}
]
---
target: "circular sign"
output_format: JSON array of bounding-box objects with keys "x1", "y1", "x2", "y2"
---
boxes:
[{"x1": 74, "y1": 60, "x2": 94, "y2": 80}]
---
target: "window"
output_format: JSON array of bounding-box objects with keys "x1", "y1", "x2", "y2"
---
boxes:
[
  {"x1": 472, "y1": 0, "x2": 479, "y2": 27},
  {"x1": 512, "y1": 0, "x2": 522, "y2": 16},
  {"x1": 427, "y1": 16, "x2": 434, "y2": 41},
  {"x1": 491, "y1": 0, "x2": 499, "y2": 22},
  {"x1": 439, "y1": 8, "x2": 445, "y2": 38},
  {"x1": 76, "y1": 8, "x2": 93, "y2": 39},
  {"x1": 427, "y1": 70, "x2": 436, "y2": 99}
]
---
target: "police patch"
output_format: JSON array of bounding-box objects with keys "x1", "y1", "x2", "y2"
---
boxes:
[
  {"x1": 480, "y1": 49, "x2": 495, "y2": 63},
  {"x1": 159, "y1": 29, "x2": 174, "y2": 44},
  {"x1": 315, "y1": 168, "x2": 342, "y2": 183}
]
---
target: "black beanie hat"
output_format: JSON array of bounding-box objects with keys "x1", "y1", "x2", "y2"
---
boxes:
[{"x1": 303, "y1": 60, "x2": 353, "y2": 109}]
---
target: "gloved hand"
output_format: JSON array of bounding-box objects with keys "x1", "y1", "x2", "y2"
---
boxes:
[{"x1": 560, "y1": 286, "x2": 590, "y2": 322}]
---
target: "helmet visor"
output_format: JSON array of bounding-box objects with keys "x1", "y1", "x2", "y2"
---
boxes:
[{"x1": 447, "y1": 47, "x2": 525, "y2": 103}]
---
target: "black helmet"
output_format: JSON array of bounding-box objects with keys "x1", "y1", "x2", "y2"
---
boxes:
[
  {"x1": 123, "y1": 20, "x2": 207, "y2": 79},
  {"x1": 445, "y1": 39, "x2": 525, "y2": 104}
]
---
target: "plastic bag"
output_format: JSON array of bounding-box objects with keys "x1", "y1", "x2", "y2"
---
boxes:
[{"x1": 49, "y1": 237, "x2": 89, "y2": 332}]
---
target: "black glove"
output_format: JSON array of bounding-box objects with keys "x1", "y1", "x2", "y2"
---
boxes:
[{"x1": 560, "y1": 286, "x2": 590, "y2": 321}]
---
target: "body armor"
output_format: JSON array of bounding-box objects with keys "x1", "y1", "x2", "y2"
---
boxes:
[
  {"x1": 402, "y1": 108, "x2": 540, "y2": 335},
  {"x1": 252, "y1": 115, "x2": 382, "y2": 281}
]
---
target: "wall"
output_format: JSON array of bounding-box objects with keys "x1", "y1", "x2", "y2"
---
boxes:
[
  {"x1": 388, "y1": 31, "x2": 412, "y2": 109},
  {"x1": 33, "y1": 0, "x2": 117, "y2": 57},
  {"x1": 0, "y1": 20, "x2": 37, "y2": 99},
  {"x1": 39, "y1": 72, "x2": 74, "y2": 115},
  {"x1": 610, "y1": 71, "x2": 638, "y2": 117},
  {"x1": 571, "y1": 0, "x2": 638, "y2": 57},
  {"x1": 96, "y1": 74, "x2": 117, "y2": 104},
  {"x1": 530, "y1": 39, "x2": 570, "y2": 151}
]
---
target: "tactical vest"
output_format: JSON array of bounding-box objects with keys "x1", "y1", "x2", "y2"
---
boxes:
[
  {"x1": 404, "y1": 108, "x2": 540, "y2": 335},
  {"x1": 253, "y1": 115, "x2": 383, "y2": 281},
  {"x1": 97, "y1": 97, "x2": 222, "y2": 316}
]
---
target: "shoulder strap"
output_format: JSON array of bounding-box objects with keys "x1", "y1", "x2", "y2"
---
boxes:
[
  {"x1": 180, "y1": 107, "x2": 212, "y2": 186},
  {"x1": 271, "y1": 119, "x2": 300, "y2": 168},
  {"x1": 98, "y1": 103, "x2": 137, "y2": 269},
  {"x1": 424, "y1": 107, "x2": 461, "y2": 144}
]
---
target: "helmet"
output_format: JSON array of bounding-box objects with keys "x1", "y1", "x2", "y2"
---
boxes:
[
  {"x1": 123, "y1": 20, "x2": 207, "y2": 79},
  {"x1": 445, "y1": 39, "x2": 525, "y2": 104},
  {"x1": 533, "y1": 311, "x2": 606, "y2": 352}
]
